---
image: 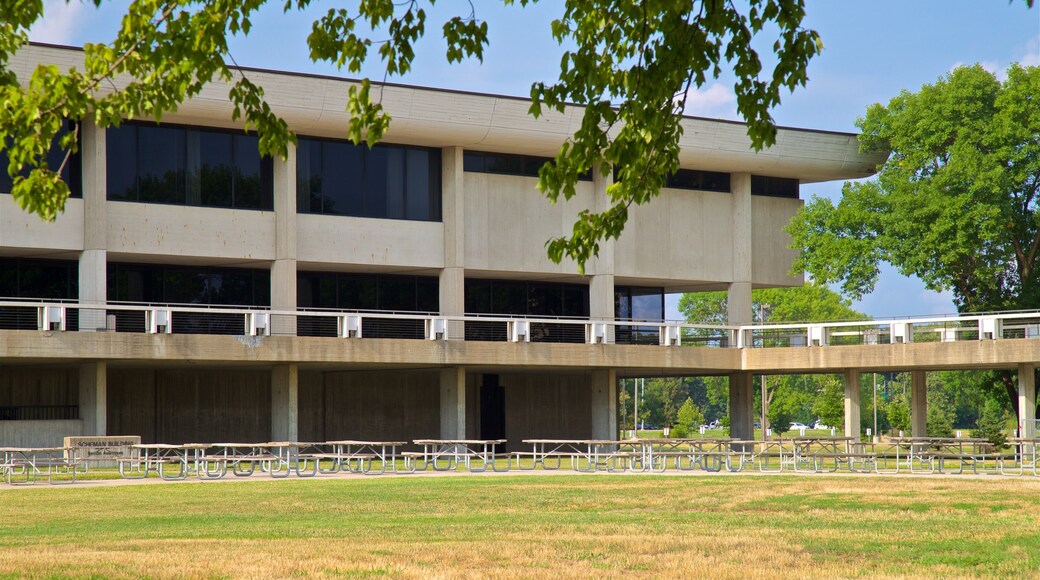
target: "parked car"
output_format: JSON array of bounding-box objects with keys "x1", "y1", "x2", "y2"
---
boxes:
[
  {"x1": 790, "y1": 422, "x2": 809, "y2": 430},
  {"x1": 813, "y1": 420, "x2": 831, "y2": 430}
]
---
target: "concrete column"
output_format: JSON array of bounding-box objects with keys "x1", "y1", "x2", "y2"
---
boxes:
[
  {"x1": 1019, "y1": 364, "x2": 1036, "y2": 438},
  {"x1": 727, "y1": 172, "x2": 753, "y2": 327},
  {"x1": 272, "y1": 142, "x2": 297, "y2": 335},
  {"x1": 441, "y1": 146, "x2": 465, "y2": 338},
  {"x1": 911, "y1": 370, "x2": 927, "y2": 437},
  {"x1": 78, "y1": 362, "x2": 107, "y2": 436},
  {"x1": 760, "y1": 376, "x2": 769, "y2": 440},
  {"x1": 271, "y1": 364, "x2": 299, "y2": 442},
  {"x1": 729, "y1": 372, "x2": 754, "y2": 441},
  {"x1": 79, "y1": 119, "x2": 108, "y2": 331},
  {"x1": 440, "y1": 367, "x2": 466, "y2": 439},
  {"x1": 591, "y1": 369, "x2": 617, "y2": 440},
  {"x1": 590, "y1": 164, "x2": 616, "y2": 342},
  {"x1": 844, "y1": 370, "x2": 861, "y2": 439}
]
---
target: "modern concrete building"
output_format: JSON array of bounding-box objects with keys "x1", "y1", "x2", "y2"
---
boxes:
[{"x1": 0, "y1": 43, "x2": 892, "y2": 447}]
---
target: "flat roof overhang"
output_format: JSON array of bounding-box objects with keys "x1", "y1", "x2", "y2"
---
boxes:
[{"x1": 14, "y1": 43, "x2": 887, "y2": 184}]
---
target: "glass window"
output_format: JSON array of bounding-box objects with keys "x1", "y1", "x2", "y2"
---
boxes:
[
  {"x1": 339, "y1": 275, "x2": 378, "y2": 310},
  {"x1": 751, "y1": 175, "x2": 799, "y2": 198},
  {"x1": 463, "y1": 151, "x2": 592, "y2": 182},
  {"x1": 1, "y1": 120, "x2": 82, "y2": 198},
  {"x1": 299, "y1": 272, "x2": 437, "y2": 312},
  {"x1": 297, "y1": 136, "x2": 441, "y2": 222},
  {"x1": 107, "y1": 263, "x2": 269, "y2": 306},
  {"x1": 138, "y1": 125, "x2": 185, "y2": 204},
  {"x1": 379, "y1": 276, "x2": 415, "y2": 311},
  {"x1": 107, "y1": 122, "x2": 272, "y2": 210},
  {"x1": 0, "y1": 258, "x2": 77, "y2": 299}
]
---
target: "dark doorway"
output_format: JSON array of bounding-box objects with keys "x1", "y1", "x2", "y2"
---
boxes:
[{"x1": 480, "y1": 374, "x2": 506, "y2": 445}]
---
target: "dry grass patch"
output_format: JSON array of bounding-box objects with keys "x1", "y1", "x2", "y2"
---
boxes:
[{"x1": 0, "y1": 475, "x2": 1038, "y2": 578}]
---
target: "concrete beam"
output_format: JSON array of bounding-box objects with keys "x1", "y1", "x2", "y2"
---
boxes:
[
  {"x1": 844, "y1": 370, "x2": 861, "y2": 439},
  {"x1": 911, "y1": 370, "x2": 927, "y2": 437},
  {"x1": 78, "y1": 362, "x2": 106, "y2": 436},
  {"x1": 729, "y1": 372, "x2": 754, "y2": 440},
  {"x1": 590, "y1": 369, "x2": 617, "y2": 440},
  {"x1": 271, "y1": 364, "x2": 299, "y2": 442},
  {"x1": 1019, "y1": 364, "x2": 1036, "y2": 438},
  {"x1": 728, "y1": 172, "x2": 753, "y2": 327},
  {"x1": 440, "y1": 367, "x2": 466, "y2": 439}
]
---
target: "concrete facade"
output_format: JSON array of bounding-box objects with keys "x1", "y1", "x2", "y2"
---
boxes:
[{"x1": 0, "y1": 43, "x2": 892, "y2": 446}]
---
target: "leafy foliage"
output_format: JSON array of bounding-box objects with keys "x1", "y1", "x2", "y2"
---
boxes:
[
  {"x1": 674, "y1": 397, "x2": 704, "y2": 436},
  {"x1": 971, "y1": 399, "x2": 1009, "y2": 449},
  {"x1": 789, "y1": 64, "x2": 1040, "y2": 313},
  {"x1": 768, "y1": 404, "x2": 793, "y2": 436},
  {"x1": 0, "y1": 0, "x2": 825, "y2": 269}
]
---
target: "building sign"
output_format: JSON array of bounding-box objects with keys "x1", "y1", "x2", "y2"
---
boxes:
[{"x1": 64, "y1": 436, "x2": 141, "y2": 463}]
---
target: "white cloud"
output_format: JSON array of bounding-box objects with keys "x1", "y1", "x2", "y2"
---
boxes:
[
  {"x1": 29, "y1": 0, "x2": 88, "y2": 45},
  {"x1": 677, "y1": 83, "x2": 739, "y2": 120},
  {"x1": 1019, "y1": 36, "x2": 1040, "y2": 67}
]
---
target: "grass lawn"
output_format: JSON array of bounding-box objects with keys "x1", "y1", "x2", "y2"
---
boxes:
[{"x1": 1, "y1": 475, "x2": 1039, "y2": 578}]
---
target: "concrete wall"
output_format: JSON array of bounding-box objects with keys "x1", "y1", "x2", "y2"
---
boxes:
[
  {"x1": 0, "y1": 194, "x2": 83, "y2": 252},
  {"x1": 107, "y1": 368, "x2": 271, "y2": 443},
  {"x1": 615, "y1": 188, "x2": 735, "y2": 284},
  {"x1": 751, "y1": 195, "x2": 803, "y2": 287},
  {"x1": 0, "y1": 420, "x2": 82, "y2": 447},
  {"x1": 502, "y1": 372, "x2": 592, "y2": 444},
  {"x1": 297, "y1": 214, "x2": 444, "y2": 269},
  {"x1": 463, "y1": 173, "x2": 590, "y2": 275},
  {"x1": 107, "y1": 202, "x2": 275, "y2": 262},
  {"x1": 297, "y1": 370, "x2": 441, "y2": 443}
]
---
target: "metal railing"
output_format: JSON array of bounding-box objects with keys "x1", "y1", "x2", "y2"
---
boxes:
[{"x1": 3, "y1": 299, "x2": 1040, "y2": 350}]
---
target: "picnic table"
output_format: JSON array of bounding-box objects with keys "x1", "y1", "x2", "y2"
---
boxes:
[
  {"x1": 518, "y1": 439, "x2": 629, "y2": 472},
  {"x1": 0, "y1": 447, "x2": 81, "y2": 485},
  {"x1": 1002, "y1": 438, "x2": 1040, "y2": 476},
  {"x1": 120, "y1": 443, "x2": 210, "y2": 480},
  {"x1": 409, "y1": 439, "x2": 509, "y2": 472},
  {"x1": 889, "y1": 437, "x2": 994, "y2": 474},
  {"x1": 323, "y1": 440, "x2": 407, "y2": 475},
  {"x1": 200, "y1": 442, "x2": 322, "y2": 479},
  {"x1": 791, "y1": 436, "x2": 859, "y2": 472}
]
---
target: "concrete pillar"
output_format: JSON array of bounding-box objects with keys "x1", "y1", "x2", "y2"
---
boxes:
[
  {"x1": 911, "y1": 370, "x2": 927, "y2": 437},
  {"x1": 441, "y1": 146, "x2": 465, "y2": 338},
  {"x1": 272, "y1": 143, "x2": 297, "y2": 335},
  {"x1": 1019, "y1": 364, "x2": 1036, "y2": 438},
  {"x1": 727, "y1": 172, "x2": 753, "y2": 327},
  {"x1": 79, "y1": 119, "x2": 108, "y2": 331},
  {"x1": 78, "y1": 362, "x2": 106, "y2": 436},
  {"x1": 729, "y1": 372, "x2": 754, "y2": 441},
  {"x1": 590, "y1": 164, "x2": 616, "y2": 342},
  {"x1": 271, "y1": 364, "x2": 299, "y2": 442},
  {"x1": 440, "y1": 367, "x2": 466, "y2": 439},
  {"x1": 760, "y1": 376, "x2": 769, "y2": 440},
  {"x1": 591, "y1": 369, "x2": 617, "y2": 440},
  {"x1": 844, "y1": 370, "x2": 861, "y2": 439}
]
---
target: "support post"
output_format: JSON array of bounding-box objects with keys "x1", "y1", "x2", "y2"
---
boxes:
[
  {"x1": 911, "y1": 370, "x2": 927, "y2": 437},
  {"x1": 1019, "y1": 364, "x2": 1036, "y2": 438},
  {"x1": 591, "y1": 369, "x2": 617, "y2": 440},
  {"x1": 729, "y1": 372, "x2": 754, "y2": 441},
  {"x1": 590, "y1": 165, "x2": 616, "y2": 342},
  {"x1": 440, "y1": 367, "x2": 466, "y2": 439},
  {"x1": 78, "y1": 362, "x2": 107, "y2": 436},
  {"x1": 271, "y1": 364, "x2": 299, "y2": 442},
  {"x1": 441, "y1": 146, "x2": 465, "y2": 339},
  {"x1": 79, "y1": 119, "x2": 108, "y2": 331},
  {"x1": 272, "y1": 142, "x2": 297, "y2": 336},
  {"x1": 728, "y1": 172, "x2": 753, "y2": 330},
  {"x1": 844, "y1": 369, "x2": 861, "y2": 439}
]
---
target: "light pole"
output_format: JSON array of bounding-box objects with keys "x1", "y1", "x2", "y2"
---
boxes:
[{"x1": 758, "y1": 303, "x2": 772, "y2": 440}]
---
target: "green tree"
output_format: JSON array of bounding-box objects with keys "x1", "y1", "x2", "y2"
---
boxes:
[
  {"x1": 812, "y1": 375, "x2": 845, "y2": 431},
  {"x1": 885, "y1": 393, "x2": 911, "y2": 435},
  {"x1": 768, "y1": 404, "x2": 794, "y2": 437},
  {"x1": 672, "y1": 397, "x2": 704, "y2": 439},
  {"x1": 972, "y1": 399, "x2": 1009, "y2": 449},
  {"x1": 788, "y1": 63, "x2": 1040, "y2": 418},
  {"x1": 1, "y1": 1, "x2": 832, "y2": 269},
  {"x1": 926, "y1": 390, "x2": 956, "y2": 438}
]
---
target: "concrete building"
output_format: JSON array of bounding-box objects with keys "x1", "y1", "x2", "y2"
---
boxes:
[{"x1": 0, "y1": 43, "x2": 888, "y2": 447}]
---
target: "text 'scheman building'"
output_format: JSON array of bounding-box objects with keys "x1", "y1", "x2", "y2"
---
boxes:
[{"x1": 0, "y1": 43, "x2": 883, "y2": 447}]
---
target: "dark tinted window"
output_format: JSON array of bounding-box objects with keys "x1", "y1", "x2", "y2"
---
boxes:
[
  {"x1": 107, "y1": 122, "x2": 273, "y2": 210},
  {"x1": 0, "y1": 120, "x2": 82, "y2": 198},
  {"x1": 614, "y1": 285, "x2": 664, "y2": 345},
  {"x1": 0, "y1": 258, "x2": 78, "y2": 299},
  {"x1": 465, "y1": 279, "x2": 590, "y2": 317},
  {"x1": 297, "y1": 272, "x2": 438, "y2": 313},
  {"x1": 463, "y1": 151, "x2": 593, "y2": 181},
  {"x1": 296, "y1": 137, "x2": 441, "y2": 221},
  {"x1": 107, "y1": 263, "x2": 270, "y2": 306},
  {"x1": 751, "y1": 175, "x2": 799, "y2": 198}
]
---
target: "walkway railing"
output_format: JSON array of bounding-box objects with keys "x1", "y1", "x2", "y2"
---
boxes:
[{"x1": 3, "y1": 299, "x2": 1040, "y2": 349}]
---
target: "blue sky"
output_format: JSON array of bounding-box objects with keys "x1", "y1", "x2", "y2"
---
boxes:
[{"x1": 29, "y1": 1, "x2": 1040, "y2": 321}]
